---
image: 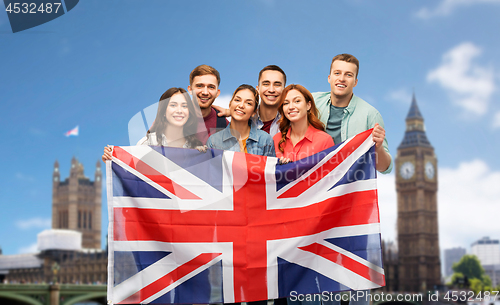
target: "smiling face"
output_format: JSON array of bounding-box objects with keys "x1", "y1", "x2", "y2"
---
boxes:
[
  {"x1": 188, "y1": 74, "x2": 220, "y2": 110},
  {"x1": 328, "y1": 60, "x2": 358, "y2": 99},
  {"x1": 282, "y1": 89, "x2": 311, "y2": 124},
  {"x1": 165, "y1": 92, "x2": 189, "y2": 128},
  {"x1": 229, "y1": 89, "x2": 257, "y2": 122},
  {"x1": 257, "y1": 70, "x2": 285, "y2": 107}
]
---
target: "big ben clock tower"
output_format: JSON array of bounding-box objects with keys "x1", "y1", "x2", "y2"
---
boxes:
[{"x1": 396, "y1": 93, "x2": 441, "y2": 292}]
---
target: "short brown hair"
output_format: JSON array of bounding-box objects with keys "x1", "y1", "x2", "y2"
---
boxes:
[
  {"x1": 258, "y1": 65, "x2": 287, "y2": 85},
  {"x1": 330, "y1": 54, "x2": 359, "y2": 79},
  {"x1": 189, "y1": 64, "x2": 221, "y2": 86}
]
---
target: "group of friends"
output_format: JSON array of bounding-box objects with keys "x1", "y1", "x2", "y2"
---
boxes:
[
  {"x1": 102, "y1": 53, "x2": 393, "y2": 305},
  {"x1": 103, "y1": 53, "x2": 392, "y2": 173}
]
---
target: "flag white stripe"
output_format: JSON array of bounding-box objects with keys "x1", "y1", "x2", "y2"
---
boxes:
[
  {"x1": 114, "y1": 146, "x2": 234, "y2": 203},
  {"x1": 267, "y1": 135, "x2": 375, "y2": 209},
  {"x1": 113, "y1": 196, "x2": 234, "y2": 210},
  {"x1": 143, "y1": 255, "x2": 223, "y2": 304},
  {"x1": 274, "y1": 134, "x2": 373, "y2": 196},
  {"x1": 112, "y1": 242, "x2": 234, "y2": 304},
  {"x1": 267, "y1": 223, "x2": 381, "y2": 299}
]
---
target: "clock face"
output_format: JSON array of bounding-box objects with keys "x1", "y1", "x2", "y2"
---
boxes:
[
  {"x1": 400, "y1": 161, "x2": 415, "y2": 179},
  {"x1": 425, "y1": 161, "x2": 435, "y2": 179}
]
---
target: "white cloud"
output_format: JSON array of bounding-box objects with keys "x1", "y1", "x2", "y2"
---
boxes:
[
  {"x1": 376, "y1": 159, "x2": 500, "y2": 253},
  {"x1": 439, "y1": 160, "x2": 500, "y2": 250},
  {"x1": 18, "y1": 242, "x2": 38, "y2": 254},
  {"x1": 493, "y1": 111, "x2": 500, "y2": 128},
  {"x1": 416, "y1": 0, "x2": 500, "y2": 19},
  {"x1": 386, "y1": 88, "x2": 412, "y2": 105},
  {"x1": 427, "y1": 42, "x2": 495, "y2": 116},
  {"x1": 16, "y1": 217, "x2": 51, "y2": 230},
  {"x1": 378, "y1": 173, "x2": 397, "y2": 244}
]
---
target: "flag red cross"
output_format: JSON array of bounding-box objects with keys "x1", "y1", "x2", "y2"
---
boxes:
[{"x1": 112, "y1": 129, "x2": 382, "y2": 303}]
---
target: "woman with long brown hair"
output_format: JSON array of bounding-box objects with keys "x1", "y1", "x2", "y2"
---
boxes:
[
  {"x1": 274, "y1": 84, "x2": 334, "y2": 163},
  {"x1": 137, "y1": 87, "x2": 202, "y2": 148},
  {"x1": 102, "y1": 87, "x2": 204, "y2": 161}
]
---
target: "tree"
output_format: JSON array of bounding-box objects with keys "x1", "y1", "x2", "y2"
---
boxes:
[
  {"x1": 453, "y1": 255, "x2": 485, "y2": 279},
  {"x1": 451, "y1": 255, "x2": 492, "y2": 293}
]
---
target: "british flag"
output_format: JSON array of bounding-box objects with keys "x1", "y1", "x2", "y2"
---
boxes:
[{"x1": 106, "y1": 129, "x2": 385, "y2": 304}]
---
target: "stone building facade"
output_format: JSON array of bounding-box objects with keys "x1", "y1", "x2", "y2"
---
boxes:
[{"x1": 52, "y1": 157, "x2": 102, "y2": 249}]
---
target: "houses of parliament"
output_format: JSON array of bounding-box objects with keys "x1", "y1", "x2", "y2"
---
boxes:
[
  {"x1": 0, "y1": 95, "x2": 442, "y2": 291},
  {"x1": 0, "y1": 158, "x2": 107, "y2": 284}
]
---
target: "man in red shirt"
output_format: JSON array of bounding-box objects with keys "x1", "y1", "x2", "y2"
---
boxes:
[{"x1": 214, "y1": 65, "x2": 287, "y2": 137}]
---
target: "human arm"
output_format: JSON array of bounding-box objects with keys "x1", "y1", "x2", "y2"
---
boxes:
[{"x1": 372, "y1": 123, "x2": 392, "y2": 173}]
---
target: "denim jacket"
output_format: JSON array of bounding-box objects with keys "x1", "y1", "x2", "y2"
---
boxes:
[{"x1": 206, "y1": 123, "x2": 276, "y2": 157}]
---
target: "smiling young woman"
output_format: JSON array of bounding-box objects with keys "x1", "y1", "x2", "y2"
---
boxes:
[
  {"x1": 101, "y1": 87, "x2": 204, "y2": 162},
  {"x1": 206, "y1": 84, "x2": 275, "y2": 157},
  {"x1": 274, "y1": 84, "x2": 334, "y2": 164}
]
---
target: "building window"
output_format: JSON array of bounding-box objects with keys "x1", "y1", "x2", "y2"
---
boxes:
[
  {"x1": 78, "y1": 211, "x2": 81, "y2": 229},
  {"x1": 83, "y1": 211, "x2": 87, "y2": 229},
  {"x1": 89, "y1": 212, "x2": 92, "y2": 230},
  {"x1": 59, "y1": 210, "x2": 68, "y2": 229}
]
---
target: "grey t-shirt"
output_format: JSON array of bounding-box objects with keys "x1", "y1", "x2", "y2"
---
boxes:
[{"x1": 326, "y1": 103, "x2": 345, "y2": 145}]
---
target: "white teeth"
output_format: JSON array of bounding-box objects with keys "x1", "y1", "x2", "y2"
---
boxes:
[{"x1": 336, "y1": 84, "x2": 346, "y2": 88}]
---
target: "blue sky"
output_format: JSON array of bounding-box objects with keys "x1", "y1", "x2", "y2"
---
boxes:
[{"x1": 1, "y1": 0, "x2": 499, "y2": 269}]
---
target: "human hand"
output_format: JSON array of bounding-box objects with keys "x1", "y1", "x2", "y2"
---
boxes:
[
  {"x1": 212, "y1": 104, "x2": 230, "y2": 117},
  {"x1": 195, "y1": 145, "x2": 208, "y2": 153},
  {"x1": 279, "y1": 157, "x2": 292, "y2": 164},
  {"x1": 102, "y1": 145, "x2": 113, "y2": 162},
  {"x1": 372, "y1": 123, "x2": 385, "y2": 149}
]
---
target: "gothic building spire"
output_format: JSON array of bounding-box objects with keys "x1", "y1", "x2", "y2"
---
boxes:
[
  {"x1": 398, "y1": 93, "x2": 432, "y2": 149},
  {"x1": 406, "y1": 92, "x2": 423, "y2": 120}
]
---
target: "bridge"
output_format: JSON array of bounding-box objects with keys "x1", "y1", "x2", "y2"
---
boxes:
[{"x1": 0, "y1": 284, "x2": 106, "y2": 305}]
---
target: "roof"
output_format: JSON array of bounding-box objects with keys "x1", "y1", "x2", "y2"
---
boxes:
[
  {"x1": 406, "y1": 92, "x2": 423, "y2": 120},
  {"x1": 398, "y1": 93, "x2": 432, "y2": 149},
  {"x1": 0, "y1": 253, "x2": 42, "y2": 270}
]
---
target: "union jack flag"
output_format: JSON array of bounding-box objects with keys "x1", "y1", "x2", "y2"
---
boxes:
[{"x1": 106, "y1": 129, "x2": 385, "y2": 304}]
